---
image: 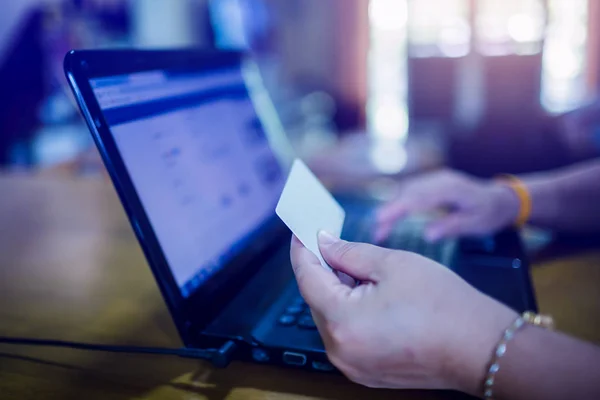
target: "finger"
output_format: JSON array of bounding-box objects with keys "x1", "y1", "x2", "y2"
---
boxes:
[
  {"x1": 374, "y1": 202, "x2": 410, "y2": 242},
  {"x1": 290, "y1": 236, "x2": 350, "y2": 314},
  {"x1": 376, "y1": 200, "x2": 411, "y2": 225},
  {"x1": 424, "y1": 213, "x2": 479, "y2": 242},
  {"x1": 318, "y1": 231, "x2": 390, "y2": 282},
  {"x1": 373, "y1": 220, "x2": 395, "y2": 244},
  {"x1": 336, "y1": 270, "x2": 358, "y2": 288}
]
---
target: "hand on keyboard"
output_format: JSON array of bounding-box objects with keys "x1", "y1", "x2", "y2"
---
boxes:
[
  {"x1": 344, "y1": 213, "x2": 450, "y2": 264},
  {"x1": 374, "y1": 170, "x2": 520, "y2": 242}
]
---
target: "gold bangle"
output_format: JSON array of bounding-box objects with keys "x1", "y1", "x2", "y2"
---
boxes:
[
  {"x1": 497, "y1": 175, "x2": 532, "y2": 227},
  {"x1": 483, "y1": 311, "x2": 554, "y2": 400}
]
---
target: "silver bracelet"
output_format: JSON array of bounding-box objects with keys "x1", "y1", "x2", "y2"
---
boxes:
[{"x1": 483, "y1": 312, "x2": 554, "y2": 400}]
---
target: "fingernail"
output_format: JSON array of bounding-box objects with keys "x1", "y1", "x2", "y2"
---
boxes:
[{"x1": 318, "y1": 230, "x2": 339, "y2": 245}]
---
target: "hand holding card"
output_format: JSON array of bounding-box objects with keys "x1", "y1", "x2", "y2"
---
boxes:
[{"x1": 276, "y1": 159, "x2": 346, "y2": 271}]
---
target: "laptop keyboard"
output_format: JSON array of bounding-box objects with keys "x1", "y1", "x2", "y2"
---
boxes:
[{"x1": 277, "y1": 296, "x2": 316, "y2": 329}]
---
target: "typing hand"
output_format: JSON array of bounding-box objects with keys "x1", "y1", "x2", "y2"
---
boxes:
[
  {"x1": 375, "y1": 170, "x2": 520, "y2": 242},
  {"x1": 290, "y1": 233, "x2": 517, "y2": 394}
]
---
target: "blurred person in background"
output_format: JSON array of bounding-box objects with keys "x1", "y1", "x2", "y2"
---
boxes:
[{"x1": 0, "y1": 0, "x2": 130, "y2": 167}]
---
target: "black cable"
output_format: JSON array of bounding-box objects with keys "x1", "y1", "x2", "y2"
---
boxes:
[{"x1": 0, "y1": 336, "x2": 237, "y2": 368}]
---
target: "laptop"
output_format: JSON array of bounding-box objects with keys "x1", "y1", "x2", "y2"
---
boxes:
[{"x1": 64, "y1": 49, "x2": 537, "y2": 372}]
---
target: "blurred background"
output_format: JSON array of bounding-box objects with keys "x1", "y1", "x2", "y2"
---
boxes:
[{"x1": 1, "y1": 0, "x2": 600, "y2": 180}]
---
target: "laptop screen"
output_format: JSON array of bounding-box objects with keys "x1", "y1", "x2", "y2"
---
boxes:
[{"x1": 90, "y1": 65, "x2": 285, "y2": 298}]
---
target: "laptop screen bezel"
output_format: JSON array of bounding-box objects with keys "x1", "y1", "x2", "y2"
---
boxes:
[{"x1": 64, "y1": 49, "x2": 291, "y2": 344}]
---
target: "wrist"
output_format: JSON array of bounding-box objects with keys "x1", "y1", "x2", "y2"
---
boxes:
[
  {"x1": 444, "y1": 294, "x2": 519, "y2": 396},
  {"x1": 520, "y1": 176, "x2": 560, "y2": 227},
  {"x1": 489, "y1": 182, "x2": 521, "y2": 229}
]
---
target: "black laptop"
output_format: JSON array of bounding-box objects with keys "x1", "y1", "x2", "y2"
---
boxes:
[{"x1": 64, "y1": 49, "x2": 537, "y2": 372}]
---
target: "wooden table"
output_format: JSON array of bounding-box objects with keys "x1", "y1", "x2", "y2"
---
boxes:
[{"x1": 1, "y1": 173, "x2": 599, "y2": 400}]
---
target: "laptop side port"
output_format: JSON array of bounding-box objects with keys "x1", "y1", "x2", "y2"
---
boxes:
[
  {"x1": 282, "y1": 351, "x2": 307, "y2": 366},
  {"x1": 252, "y1": 347, "x2": 270, "y2": 362},
  {"x1": 311, "y1": 360, "x2": 335, "y2": 372}
]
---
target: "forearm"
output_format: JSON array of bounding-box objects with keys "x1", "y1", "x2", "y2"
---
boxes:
[
  {"x1": 493, "y1": 326, "x2": 600, "y2": 400},
  {"x1": 522, "y1": 160, "x2": 600, "y2": 233}
]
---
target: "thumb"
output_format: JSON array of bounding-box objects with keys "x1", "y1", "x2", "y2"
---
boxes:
[
  {"x1": 318, "y1": 231, "x2": 390, "y2": 282},
  {"x1": 290, "y1": 236, "x2": 350, "y2": 316}
]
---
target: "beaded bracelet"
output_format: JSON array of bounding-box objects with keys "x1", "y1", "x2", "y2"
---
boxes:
[{"x1": 483, "y1": 311, "x2": 554, "y2": 400}]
